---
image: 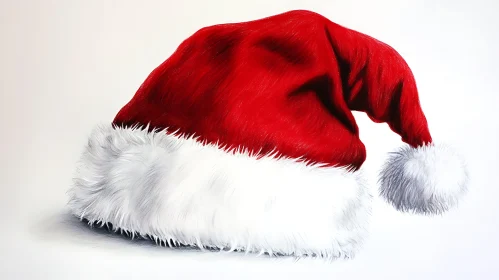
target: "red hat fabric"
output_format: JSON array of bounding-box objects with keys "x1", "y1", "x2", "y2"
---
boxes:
[{"x1": 68, "y1": 10, "x2": 468, "y2": 259}]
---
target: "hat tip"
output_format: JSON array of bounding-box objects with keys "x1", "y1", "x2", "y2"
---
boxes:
[{"x1": 379, "y1": 143, "x2": 469, "y2": 215}]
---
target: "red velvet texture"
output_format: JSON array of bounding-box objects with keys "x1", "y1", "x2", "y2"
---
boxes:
[{"x1": 113, "y1": 10, "x2": 432, "y2": 170}]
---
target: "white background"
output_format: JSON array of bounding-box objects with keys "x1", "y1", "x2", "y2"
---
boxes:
[{"x1": 1, "y1": 0, "x2": 498, "y2": 279}]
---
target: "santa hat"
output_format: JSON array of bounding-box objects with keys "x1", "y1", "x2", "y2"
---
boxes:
[{"x1": 68, "y1": 10, "x2": 468, "y2": 258}]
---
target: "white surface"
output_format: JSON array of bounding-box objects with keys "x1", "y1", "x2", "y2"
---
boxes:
[{"x1": 1, "y1": 0, "x2": 498, "y2": 279}]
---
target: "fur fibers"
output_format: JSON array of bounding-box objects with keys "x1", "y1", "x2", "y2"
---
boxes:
[
  {"x1": 379, "y1": 144, "x2": 469, "y2": 214},
  {"x1": 68, "y1": 124, "x2": 373, "y2": 259}
]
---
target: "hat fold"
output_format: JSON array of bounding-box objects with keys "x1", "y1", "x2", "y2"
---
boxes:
[{"x1": 69, "y1": 124, "x2": 372, "y2": 258}]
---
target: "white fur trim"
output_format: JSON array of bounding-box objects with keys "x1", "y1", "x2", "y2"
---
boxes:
[
  {"x1": 68, "y1": 124, "x2": 372, "y2": 259},
  {"x1": 379, "y1": 144, "x2": 468, "y2": 214}
]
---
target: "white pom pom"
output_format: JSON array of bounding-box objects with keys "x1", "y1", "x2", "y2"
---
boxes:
[{"x1": 379, "y1": 143, "x2": 469, "y2": 215}]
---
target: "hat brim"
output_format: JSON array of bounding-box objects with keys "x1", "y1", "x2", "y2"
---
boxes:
[{"x1": 68, "y1": 124, "x2": 372, "y2": 259}]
